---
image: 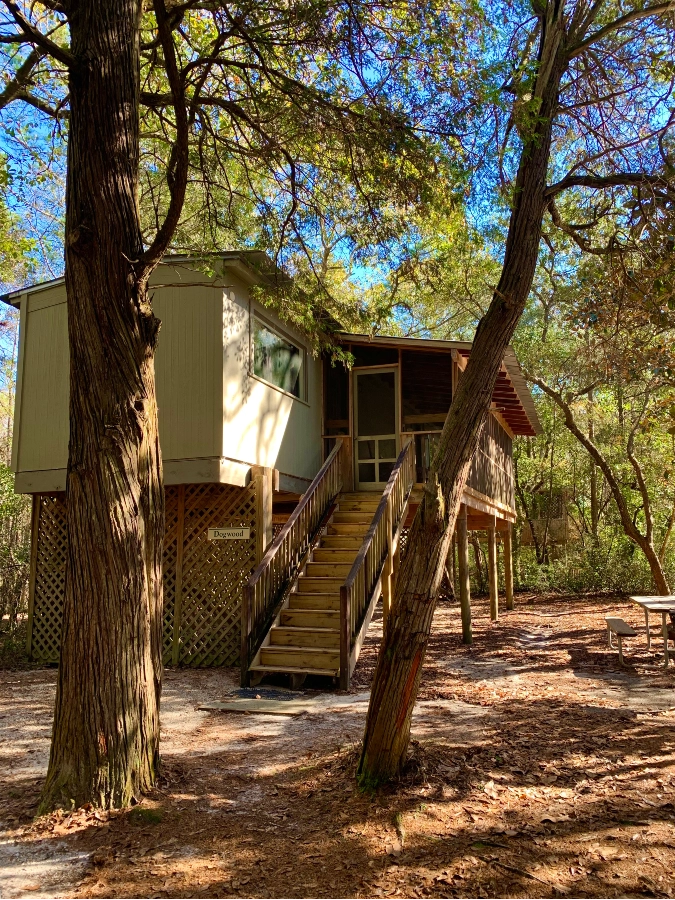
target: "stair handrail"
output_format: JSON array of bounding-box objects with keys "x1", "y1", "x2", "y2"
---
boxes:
[
  {"x1": 339, "y1": 439, "x2": 414, "y2": 688},
  {"x1": 242, "y1": 439, "x2": 344, "y2": 684}
]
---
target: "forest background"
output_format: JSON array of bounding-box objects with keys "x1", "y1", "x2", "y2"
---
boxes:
[{"x1": 0, "y1": 0, "x2": 674, "y2": 661}]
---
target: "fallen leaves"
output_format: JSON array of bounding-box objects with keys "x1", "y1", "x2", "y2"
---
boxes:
[{"x1": 4, "y1": 592, "x2": 675, "y2": 900}]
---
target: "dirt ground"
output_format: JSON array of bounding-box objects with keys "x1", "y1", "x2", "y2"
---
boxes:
[{"x1": 1, "y1": 592, "x2": 675, "y2": 900}]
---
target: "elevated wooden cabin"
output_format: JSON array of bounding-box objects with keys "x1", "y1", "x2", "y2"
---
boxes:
[{"x1": 3, "y1": 253, "x2": 541, "y2": 684}]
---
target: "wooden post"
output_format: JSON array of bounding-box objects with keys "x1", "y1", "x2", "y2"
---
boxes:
[
  {"x1": 251, "y1": 467, "x2": 273, "y2": 562},
  {"x1": 457, "y1": 507, "x2": 472, "y2": 644},
  {"x1": 504, "y1": 522, "x2": 514, "y2": 611},
  {"x1": 171, "y1": 485, "x2": 186, "y2": 666},
  {"x1": 487, "y1": 521, "x2": 498, "y2": 622}
]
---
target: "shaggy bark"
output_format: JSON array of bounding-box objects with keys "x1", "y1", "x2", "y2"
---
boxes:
[
  {"x1": 357, "y1": 2, "x2": 568, "y2": 786},
  {"x1": 40, "y1": 0, "x2": 165, "y2": 811}
]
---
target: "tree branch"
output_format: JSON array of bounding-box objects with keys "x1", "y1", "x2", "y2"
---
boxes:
[
  {"x1": 545, "y1": 173, "x2": 672, "y2": 198},
  {"x1": 546, "y1": 198, "x2": 616, "y2": 255},
  {"x1": 529, "y1": 376, "x2": 637, "y2": 540},
  {"x1": 12, "y1": 87, "x2": 67, "y2": 118},
  {"x1": 626, "y1": 395, "x2": 653, "y2": 543},
  {"x1": 659, "y1": 496, "x2": 675, "y2": 563},
  {"x1": 1, "y1": 0, "x2": 74, "y2": 67},
  {"x1": 0, "y1": 46, "x2": 43, "y2": 110},
  {"x1": 528, "y1": 374, "x2": 670, "y2": 592},
  {"x1": 35, "y1": 0, "x2": 67, "y2": 11},
  {"x1": 138, "y1": 0, "x2": 189, "y2": 282},
  {"x1": 0, "y1": 31, "x2": 31, "y2": 42},
  {"x1": 568, "y1": 2, "x2": 674, "y2": 60}
]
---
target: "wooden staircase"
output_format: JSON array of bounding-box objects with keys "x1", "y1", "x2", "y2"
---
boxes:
[{"x1": 248, "y1": 493, "x2": 381, "y2": 680}]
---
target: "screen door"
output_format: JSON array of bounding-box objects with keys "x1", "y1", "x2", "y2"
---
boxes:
[{"x1": 354, "y1": 368, "x2": 399, "y2": 490}]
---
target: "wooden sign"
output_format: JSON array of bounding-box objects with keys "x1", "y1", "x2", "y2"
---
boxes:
[{"x1": 208, "y1": 526, "x2": 251, "y2": 541}]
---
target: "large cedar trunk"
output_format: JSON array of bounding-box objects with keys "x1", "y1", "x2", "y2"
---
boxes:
[
  {"x1": 357, "y1": 5, "x2": 567, "y2": 785},
  {"x1": 40, "y1": 1, "x2": 164, "y2": 811}
]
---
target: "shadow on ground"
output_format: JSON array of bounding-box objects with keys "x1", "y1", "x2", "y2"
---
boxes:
[{"x1": 1, "y1": 592, "x2": 674, "y2": 899}]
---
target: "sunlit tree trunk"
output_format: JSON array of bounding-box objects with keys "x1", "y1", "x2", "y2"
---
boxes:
[
  {"x1": 40, "y1": 0, "x2": 164, "y2": 811},
  {"x1": 357, "y1": 4, "x2": 567, "y2": 786},
  {"x1": 588, "y1": 384, "x2": 599, "y2": 543}
]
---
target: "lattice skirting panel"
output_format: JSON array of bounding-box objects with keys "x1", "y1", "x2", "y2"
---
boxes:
[
  {"x1": 27, "y1": 480, "x2": 263, "y2": 667},
  {"x1": 398, "y1": 526, "x2": 410, "y2": 560}
]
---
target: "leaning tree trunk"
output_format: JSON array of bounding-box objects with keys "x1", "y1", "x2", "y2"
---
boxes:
[
  {"x1": 40, "y1": 0, "x2": 164, "y2": 811},
  {"x1": 357, "y1": 5, "x2": 567, "y2": 786},
  {"x1": 532, "y1": 377, "x2": 671, "y2": 596}
]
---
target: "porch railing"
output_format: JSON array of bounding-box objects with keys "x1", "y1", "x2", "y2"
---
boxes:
[
  {"x1": 339, "y1": 439, "x2": 414, "y2": 689},
  {"x1": 241, "y1": 439, "x2": 344, "y2": 685}
]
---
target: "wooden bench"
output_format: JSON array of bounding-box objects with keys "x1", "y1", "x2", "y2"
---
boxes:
[{"x1": 606, "y1": 617, "x2": 637, "y2": 665}]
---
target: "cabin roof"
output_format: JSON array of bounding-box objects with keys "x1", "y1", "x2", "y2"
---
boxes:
[
  {"x1": 0, "y1": 250, "x2": 280, "y2": 307},
  {"x1": 1, "y1": 249, "x2": 344, "y2": 334},
  {"x1": 337, "y1": 332, "x2": 542, "y2": 437}
]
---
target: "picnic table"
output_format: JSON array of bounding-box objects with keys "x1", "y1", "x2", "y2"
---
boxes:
[{"x1": 629, "y1": 596, "x2": 675, "y2": 668}]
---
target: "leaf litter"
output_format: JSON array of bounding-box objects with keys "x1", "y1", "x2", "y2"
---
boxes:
[{"x1": 0, "y1": 591, "x2": 674, "y2": 898}]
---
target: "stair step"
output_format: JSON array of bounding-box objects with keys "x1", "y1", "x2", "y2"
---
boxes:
[
  {"x1": 288, "y1": 593, "x2": 340, "y2": 610},
  {"x1": 319, "y1": 536, "x2": 365, "y2": 550},
  {"x1": 327, "y1": 523, "x2": 370, "y2": 535},
  {"x1": 249, "y1": 663, "x2": 339, "y2": 677},
  {"x1": 260, "y1": 645, "x2": 340, "y2": 671},
  {"x1": 332, "y1": 512, "x2": 374, "y2": 524},
  {"x1": 281, "y1": 608, "x2": 340, "y2": 627},
  {"x1": 337, "y1": 501, "x2": 380, "y2": 512},
  {"x1": 270, "y1": 626, "x2": 339, "y2": 648},
  {"x1": 340, "y1": 492, "x2": 382, "y2": 500},
  {"x1": 297, "y1": 577, "x2": 343, "y2": 593},
  {"x1": 305, "y1": 562, "x2": 352, "y2": 577},
  {"x1": 312, "y1": 549, "x2": 359, "y2": 563}
]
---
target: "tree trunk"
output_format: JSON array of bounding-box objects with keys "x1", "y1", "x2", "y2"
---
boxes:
[
  {"x1": 470, "y1": 534, "x2": 486, "y2": 593},
  {"x1": 504, "y1": 524, "x2": 514, "y2": 611},
  {"x1": 533, "y1": 377, "x2": 671, "y2": 596},
  {"x1": 515, "y1": 454, "x2": 544, "y2": 564},
  {"x1": 40, "y1": 0, "x2": 164, "y2": 811},
  {"x1": 588, "y1": 386, "x2": 599, "y2": 542},
  {"x1": 357, "y1": 5, "x2": 568, "y2": 786},
  {"x1": 659, "y1": 498, "x2": 675, "y2": 564},
  {"x1": 487, "y1": 525, "x2": 498, "y2": 621},
  {"x1": 457, "y1": 509, "x2": 472, "y2": 643}
]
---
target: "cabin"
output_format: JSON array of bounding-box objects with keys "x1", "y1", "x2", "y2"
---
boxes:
[{"x1": 3, "y1": 252, "x2": 541, "y2": 686}]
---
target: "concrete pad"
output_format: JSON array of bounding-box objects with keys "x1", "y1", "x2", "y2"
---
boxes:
[
  {"x1": 200, "y1": 700, "x2": 313, "y2": 716},
  {"x1": 199, "y1": 693, "x2": 371, "y2": 716}
]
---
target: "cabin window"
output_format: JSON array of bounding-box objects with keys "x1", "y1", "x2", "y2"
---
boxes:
[{"x1": 252, "y1": 317, "x2": 306, "y2": 400}]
